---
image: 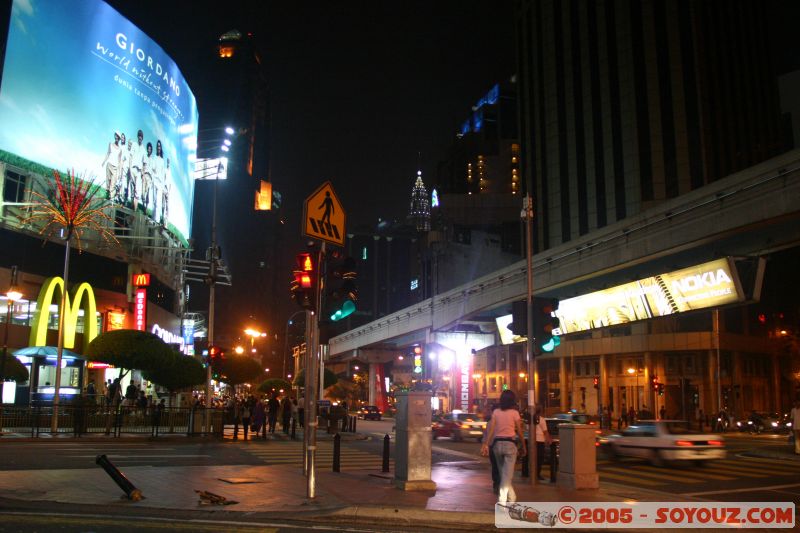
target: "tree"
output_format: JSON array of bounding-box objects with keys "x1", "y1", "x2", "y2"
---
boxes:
[
  {"x1": 325, "y1": 377, "x2": 360, "y2": 406},
  {"x1": 0, "y1": 356, "x2": 28, "y2": 383},
  {"x1": 86, "y1": 329, "x2": 173, "y2": 378},
  {"x1": 142, "y1": 351, "x2": 205, "y2": 394},
  {"x1": 258, "y1": 378, "x2": 292, "y2": 395},
  {"x1": 213, "y1": 355, "x2": 264, "y2": 386},
  {"x1": 293, "y1": 368, "x2": 338, "y2": 390},
  {"x1": 23, "y1": 168, "x2": 117, "y2": 430}
]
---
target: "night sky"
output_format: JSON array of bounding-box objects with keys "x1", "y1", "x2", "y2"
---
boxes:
[{"x1": 106, "y1": 0, "x2": 516, "y2": 228}]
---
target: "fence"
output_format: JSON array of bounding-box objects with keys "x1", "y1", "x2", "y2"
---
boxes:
[{"x1": 0, "y1": 404, "x2": 225, "y2": 437}]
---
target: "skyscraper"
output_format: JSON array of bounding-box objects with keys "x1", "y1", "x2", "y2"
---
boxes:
[
  {"x1": 516, "y1": 0, "x2": 784, "y2": 251},
  {"x1": 408, "y1": 170, "x2": 431, "y2": 232}
]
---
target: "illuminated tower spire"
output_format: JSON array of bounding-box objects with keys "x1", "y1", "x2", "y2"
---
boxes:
[{"x1": 408, "y1": 169, "x2": 430, "y2": 232}]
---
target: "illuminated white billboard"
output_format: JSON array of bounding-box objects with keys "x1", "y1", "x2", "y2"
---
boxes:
[
  {"x1": 0, "y1": 0, "x2": 199, "y2": 241},
  {"x1": 497, "y1": 258, "x2": 744, "y2": 343}
]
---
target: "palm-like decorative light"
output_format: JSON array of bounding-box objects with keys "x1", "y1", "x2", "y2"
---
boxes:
[
  {"x1": 24, "y1": 169, "x2": 118, "y2": 431},
  {"x1": 25, "y1": 169, "x2": 118, "y2": 250}
]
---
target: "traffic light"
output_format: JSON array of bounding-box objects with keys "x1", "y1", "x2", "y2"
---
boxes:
[
  {"x1": 508, "y1": 300, "x2": 527, "y2": 336},
  {"x1": 593, "y1": 377, "x2": 599, "y2": 389},
  {"x1": 651, "y1": 375, "x2": 659, "y2": 391},
  {"x1": 326, "y1": 254, "x2": 357, "y2": 322},
  {"x1": 532, "y1": 297, "x2": 560, "y2": 352},
  {"x1": 208, "y1": 345, "x2": 225, "y2": 378},
  {"x1": 657, "y1": 383, "x2": 665, "y2": 396},
  {"x1": 290, "y1": 252, "x2": 316, "y2": 310}
]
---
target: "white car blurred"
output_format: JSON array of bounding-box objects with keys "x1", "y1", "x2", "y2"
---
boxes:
[{"x1": 605, "y1": 420, "x2": 725, "y2": 466}]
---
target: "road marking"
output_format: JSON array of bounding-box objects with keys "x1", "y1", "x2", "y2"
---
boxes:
[
  {"x1": 66, "y1": 454, "x2": 211, "y2": 458},
  {"x1": 601, "y1": 466, "x2": 702, "y2": 483},
  {"x1": 600, "y1": 471, "x2": 663, "y2": 486},
  {"x1": 631, "y1": 465, "x2": 735, "y2": 481},
  {"x1": 682, "y1": 482, "x2": 800, "y2": 497},
  {"x1": 708, "y1": 465, "x2": 771, "y2": 477}
]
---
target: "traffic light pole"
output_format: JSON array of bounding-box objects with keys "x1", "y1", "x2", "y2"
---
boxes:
[
  {"x1": 523, "y1": 194, "x2": 538, "y2": 486},
  {"x1": 305, "y1": 242, "x2": 325, "y2": 499}
]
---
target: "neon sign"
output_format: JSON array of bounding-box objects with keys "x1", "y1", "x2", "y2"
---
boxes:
[
  {"x1": 134, "y1": 288, "x2": 147, "y2": 331},
  {"x1": 29, "y1": 277, "x2": 98, "y2": 352}
]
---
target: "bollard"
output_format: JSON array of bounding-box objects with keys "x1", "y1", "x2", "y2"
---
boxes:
[
  {"x1": 291, "y1": 417, "x2": 297, "y2": 440},
  {"x1": 550, "y1": 442, "x2": 558, "y2": 483},
  {"x1": 521, "y1": 438, "x2": 529, "y2": 477},
  {"x1": 382, "y1": 434, "x2": 390, "y2": 473},
  {"x1": 333, "y1": 433, "x2": 341, "y2": 472},
  {"x1": 96, "y1": 454, "x2": 143, "y2": 501},
  {"x1": 352, "y1": 416, "x2": 357, "y2": 433}
]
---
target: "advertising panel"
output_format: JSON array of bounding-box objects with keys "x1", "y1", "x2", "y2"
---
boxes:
[
  {"x1": 496, "y1": 258, "x2": 744, "y2": 343},
  {"x1": 0, "y1": 0, "x2": 198, "y2": 240}
]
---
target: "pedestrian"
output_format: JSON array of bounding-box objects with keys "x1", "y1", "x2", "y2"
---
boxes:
[
  {"x1": 252, "y1": 399, "x2": 265, "y2": 435},
  {"x1": 267, "y1": 394, "x2": 279, "y2": 433},
  {"x1": 790, "y1": 400, "x2": 800, "y2": 455},
  {"x1": 291, "y1": 398, "x2": 299, "y2": 433},
  {"x1": 241, "y1": 400, "x2": 252, "y2": 440},
  {"x1": 86, "y1": 381, "x2": 96, "y2": 405},
  {"x1": 698, "y1": 408, "x2": 705, "y2": 431},
  {"x1": 621, "y1": 409, "x2": 628, "y2": 428},
  {"x1": 532, "y1": 404, "x2": 552, "y2": 481},
  {"x1": 482, "y1": 403, "x2": 500, "y2": 493},
  {"x1": 298, "y1": 395, "x2": 305, "y2": 428},
  {"x1": 281, "y1": 396, "x2": 292, "y2": 433},
  {"x1": 659, "y1": 405, "x2": 666, "y2": 420},
  {"x1": 628, "y1": 405, "x2": 636, "y2": 425},
  {"x1": 480, "y1": 389, "x2": 527, "y2": 504}
]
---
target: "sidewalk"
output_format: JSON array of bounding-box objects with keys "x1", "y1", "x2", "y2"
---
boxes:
[{"x1": 0, "y1": 444, "x2": 692, "y2": 530}]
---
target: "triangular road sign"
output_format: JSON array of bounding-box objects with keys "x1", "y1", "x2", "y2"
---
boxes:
[{"x1": 303, "y1": 181, "x2": 346, "y2": 246}]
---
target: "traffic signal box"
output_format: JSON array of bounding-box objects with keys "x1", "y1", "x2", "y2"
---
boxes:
[
  {"x1": 326, "y1": 253, "x2": 357, "y2": 322},
  {"x1": 290, "y1": 252, "x2": 316, "y2": 310},
  {"x1": 508, "y1": 297, "x2": 561, "y2": 352},
  {"x1": 208, "y1": 346, "x2": 226, "y2": 378}
]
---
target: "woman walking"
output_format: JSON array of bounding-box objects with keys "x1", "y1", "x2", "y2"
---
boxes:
[{"x1": 481, "y1": 390, "x2": 526, "y2": 504}]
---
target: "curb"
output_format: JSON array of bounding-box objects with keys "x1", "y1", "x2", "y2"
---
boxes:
[{"x1": 322, "y1": 505, "x2": 496, "y2": 530}]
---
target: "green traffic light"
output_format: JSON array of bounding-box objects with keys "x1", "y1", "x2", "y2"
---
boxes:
[
  {"x1": 330, "y1": 300, "x2": 356, "y2": 322},
  {"x1": 540, "y1": 335, "x2": 560, "y2": 352}
]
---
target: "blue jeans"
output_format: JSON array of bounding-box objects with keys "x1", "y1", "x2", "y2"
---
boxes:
[{"x1": 493, "y1": 440, "x2": 518, "y2": 503}]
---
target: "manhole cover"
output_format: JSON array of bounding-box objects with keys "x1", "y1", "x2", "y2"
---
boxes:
[{"x1": 218, "y1": 478, "x2": 264, "y2": 484}]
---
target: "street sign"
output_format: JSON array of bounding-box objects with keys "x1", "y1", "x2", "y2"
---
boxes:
[
  {"x1": 303, "y1": 181, "x2": 346, "y2": 246},
  {"x1": 317, "y1": 400, "x2": 331, "y2": 407}
]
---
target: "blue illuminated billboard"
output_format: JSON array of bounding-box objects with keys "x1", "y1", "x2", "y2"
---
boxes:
[{"x1": 0, "y1": 0, "x2": 198, "y2": 240}]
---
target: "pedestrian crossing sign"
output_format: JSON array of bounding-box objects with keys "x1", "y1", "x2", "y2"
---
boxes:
[{"x1": 303, "y1": 181, "x2": 346, "y2": 246}]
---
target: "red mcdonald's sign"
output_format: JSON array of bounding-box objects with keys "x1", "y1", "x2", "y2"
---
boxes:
[{"x1": 132, "y1": 273, "x2": 151, "y2": 287}]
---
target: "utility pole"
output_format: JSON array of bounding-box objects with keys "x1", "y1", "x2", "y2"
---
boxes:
[
  {"x1": 204, "y1": 163, "x2": 221, "y2": 433},
  {"x1": 523, "y1": 194, "x2": 538, "y2": 486}
]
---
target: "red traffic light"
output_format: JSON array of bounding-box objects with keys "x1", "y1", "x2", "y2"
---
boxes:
[
  {"x1": 593, "y1": 377, "x2": 599, "y2": 389},
  {"x1": 296, "y1": 252, "x2": 314, "y2": 272}
]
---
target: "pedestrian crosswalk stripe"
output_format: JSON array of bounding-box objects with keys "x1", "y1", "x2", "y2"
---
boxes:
[
  {"x1": 602, "y1": 466, "x2": 702, "y2": 484},
  {"x1": 631, "y1": 465, "x2": 734, "y2": 481},
  {"x1": 710, "y1": 464, "x2": 775, "y2": 477},
  {"x1": 599, "y1": 471, "x2": 663, "y2": 486}
]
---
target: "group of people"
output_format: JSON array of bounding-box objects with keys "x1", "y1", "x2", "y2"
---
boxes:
[
  {"x1": 101, "y1": 129, "x2": 171, "y2": 224},
  {"x1": 480, "y1": 390, "x2": 552, "y2": 504},
  {"x1": 227, "y1": 394, "x2": 303, "y2": 440}
]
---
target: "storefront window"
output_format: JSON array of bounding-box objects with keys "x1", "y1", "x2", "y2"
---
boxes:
[{"x1": 37, "y1": 364, "x2": 80, "y2": 389}]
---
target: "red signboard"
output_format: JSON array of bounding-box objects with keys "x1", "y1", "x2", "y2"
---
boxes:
[
  {"x1": 132, "y1": 273, "x2": 151, "y2": 287},
  {"x1": 134, "y1": 288, "x2": 147, "y2": 331}
]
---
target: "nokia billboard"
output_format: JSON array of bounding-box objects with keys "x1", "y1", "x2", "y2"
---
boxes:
[{"x1": 0, "y1": 0, "x2": 199, "y2": 241}]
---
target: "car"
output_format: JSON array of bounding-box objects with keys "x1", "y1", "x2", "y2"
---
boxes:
[
  {"x1": 358, "y1": 405, "x2": 382, "y2": 420},
  {"x1": 552, "y1": 412, "x2": 595, "y2": 425},
  {"x1": 432, "y1": 412, "x2": 487, "y2": 441},
  {"x1": 605, "y1": 420, "x2": 725, "y2": 466},
  {"x1": 735, "y1": 412, "x2": 789, "y2": 434}
]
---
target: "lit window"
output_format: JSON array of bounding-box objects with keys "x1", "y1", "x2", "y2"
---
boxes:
[{"x1": 219, "y1": 46, "x2": 235, "y2": 58}]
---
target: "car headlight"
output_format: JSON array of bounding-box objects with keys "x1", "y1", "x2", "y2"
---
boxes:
[
  {"x1": 771, "y1": 422, "x2": 778, "y2": 427},
  {"x1": 788, "y1": 422, "x2": 793, "y2": 427}
]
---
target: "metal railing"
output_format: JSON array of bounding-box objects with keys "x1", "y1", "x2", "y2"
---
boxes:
[{"x1": 0, "y1": 404, "x2": 225, "y2": 437}]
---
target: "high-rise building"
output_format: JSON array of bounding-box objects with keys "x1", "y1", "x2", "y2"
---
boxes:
[
  {"x1": 408, "y1": 170, "x2": 431, "y2": 232},
  {"x1": 190, "y1": 29, "x2": 282, "y2": 349},
  {"x1": 517, "y1": 0, "x2": 784, "y2": 251}
]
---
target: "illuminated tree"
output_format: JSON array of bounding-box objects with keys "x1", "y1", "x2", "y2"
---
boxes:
[{"x1": 24, "y1": 169, "x2": 117, "y2": 431}]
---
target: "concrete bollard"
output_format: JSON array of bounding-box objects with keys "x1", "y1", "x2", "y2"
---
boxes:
[
  {"x1": 96, "y1": 454, "x2": 143, "y2": 501},
  {"x1": 333, "y1": 433, "x2": 341, "y2": 472},
  {"x1": 291, "y1": 417, "x2": 297, "y2": 440},
  {"x1": 382, "y1": 434, "x2": 390, "y2": 473},
  {"x1": 550, "y1": 442, "x2": 558, "y2": 483}
]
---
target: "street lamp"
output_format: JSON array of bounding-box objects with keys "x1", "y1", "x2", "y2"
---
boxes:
[
  {"x1": 627, "y1": 367, "x2": 639, "y2": 411},
  {"x1": 283, "y1": 311, "x2": 305, "y2": 384},
  {"x1": 1, "y1": 266, "x2": 23, "y2": 405}
]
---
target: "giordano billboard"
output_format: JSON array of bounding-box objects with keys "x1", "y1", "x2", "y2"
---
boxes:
[
  {"x1": 497, "y1": 258, "x2": 744, "y2": 344},
  {"x1": 28, "y1": 277, "x2": 98, "y2": 353},
  {"x1": 0, "y1": 0, "x2": 199, "y2": 241}
]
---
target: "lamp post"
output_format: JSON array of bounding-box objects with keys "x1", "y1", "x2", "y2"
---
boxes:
[
  {"x1": 1, "y1": 266, "x2": 23, "y2": 411},
  {"x1": 283, "y1": 311, "x2": 305, "y2": 382},
  {"x1": 203, "y1": 126, "x2": 235, "y2": 430},
  {"x1": 627, "y1": 367, "x2": 639, "y2": 411}
]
